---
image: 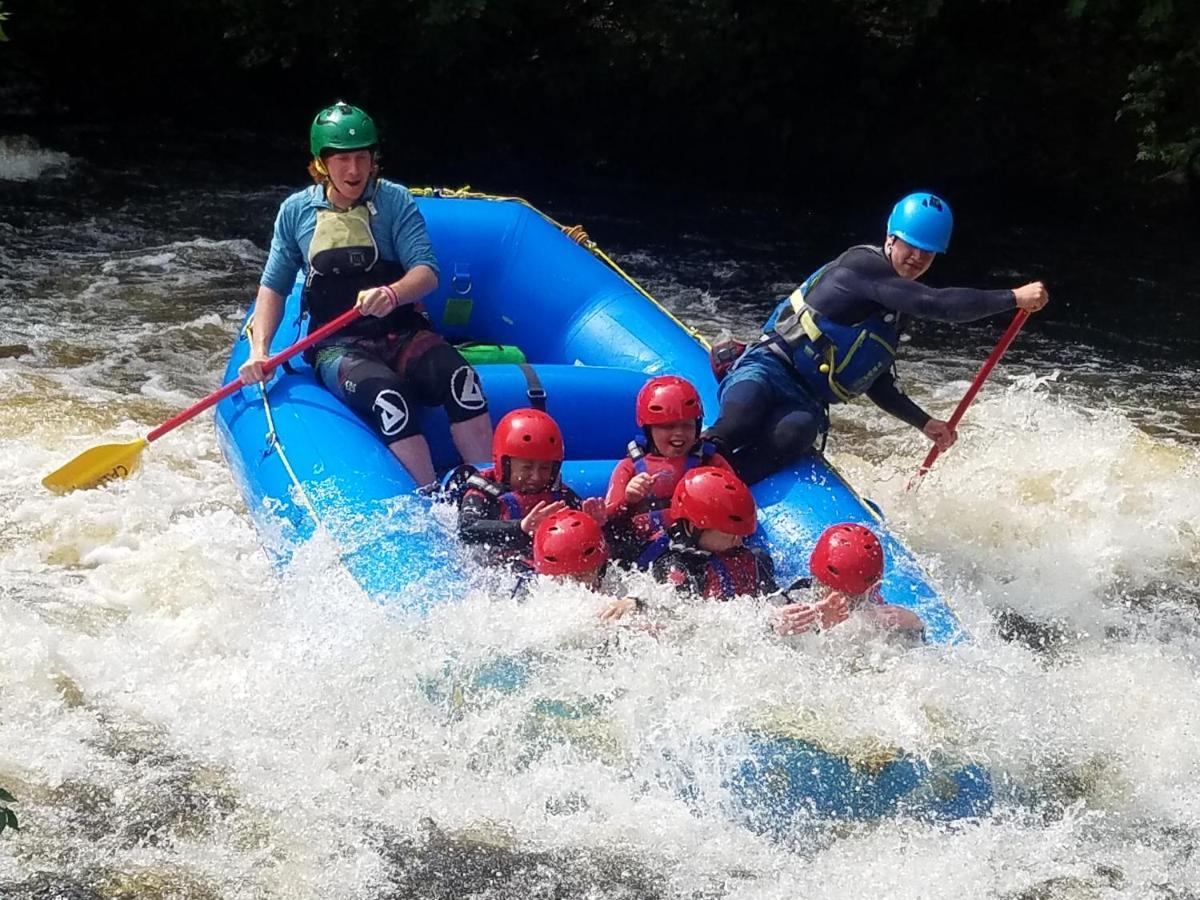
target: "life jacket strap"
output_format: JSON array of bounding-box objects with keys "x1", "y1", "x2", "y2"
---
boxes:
[
  {"x1": 635, "y1": 533, "x2": 672, "y2": 570},
  {"x1": 465, "y1": 472, "x2": 503, "y2": 500},
  {"x1": 761, "y1": 307, "x2": 858, "y2": 404},
  {"x1": 517, "y1": 363, "x2": 547, "y2": 411},
  {"x1": 688, "y1": 440, "x2": 717, "y2": 464},
  {"x1": 496, "y1": 493, "x2": 524, "y2": 520},
  {"x1": 707, "y1": 554, "x2": 737, "y2": 598}
]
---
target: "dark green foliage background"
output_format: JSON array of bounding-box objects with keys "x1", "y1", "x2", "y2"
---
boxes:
[{"x1": 1, "y1": 0, "x2": 1197, "y2": 206}]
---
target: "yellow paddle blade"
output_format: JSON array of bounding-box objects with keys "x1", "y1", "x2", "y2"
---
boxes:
[{"x1": 41, "y1": 438, "x2": 148, "y2": 494}]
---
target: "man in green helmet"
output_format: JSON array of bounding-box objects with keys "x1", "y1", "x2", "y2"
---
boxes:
[{"x1": 239, "y1": 102, "x2": 492, "y2": 487}]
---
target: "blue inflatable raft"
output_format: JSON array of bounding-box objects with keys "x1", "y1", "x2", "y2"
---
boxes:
[{"x1": 215, "y1": 189, "x2": 991, "y2": 832}]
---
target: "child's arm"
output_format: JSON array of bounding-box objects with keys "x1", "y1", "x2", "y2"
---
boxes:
[
  {"x1": 772, "y1": 593, "x2": 850, "y2": 635},
  {"x1": 863, "y1": 602, "x2": 926, "y2": 638},
  {"x1": 458, "y1": 492, "x2": 531, "y2": 548},
  {"x1": 603, "y1": 459, "x2": 637, "y2": 517}
]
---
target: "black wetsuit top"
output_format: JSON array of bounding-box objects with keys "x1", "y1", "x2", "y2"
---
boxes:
[
  {"x1": 458, "y1": 482, "x2": 583, "y2": 553},
  {"x1": 803, "y1": 246, "x2": 1016, "y2": 428}
]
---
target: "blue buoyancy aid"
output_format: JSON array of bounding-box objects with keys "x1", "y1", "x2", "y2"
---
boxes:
[{"x1": 762, "y1": 247, "x2": 901, "y2": 405}]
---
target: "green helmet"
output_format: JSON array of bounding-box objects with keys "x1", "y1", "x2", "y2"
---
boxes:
[{"x1": 309, "y1": 102, "x2": 379, "y2": 158}]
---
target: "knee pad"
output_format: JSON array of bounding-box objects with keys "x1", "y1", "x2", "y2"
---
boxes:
[
  {"x1": 407, "y1": 342, "x2": 489, "y2": 424},
  {"x1": 337, "y1": 356, "x2": 422, "y2": 443}
]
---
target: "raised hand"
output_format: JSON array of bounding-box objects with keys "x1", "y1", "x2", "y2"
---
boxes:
[{"x1": 520, "y1": 500, "x2": 567, "y2": 534}]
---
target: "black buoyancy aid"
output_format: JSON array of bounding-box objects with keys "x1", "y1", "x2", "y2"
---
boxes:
[
  {"x1": 694, "y1": 546, "x2": 774, "y2": 600},
  {"x1": 643, "y1": 540, "x2": 774, "y2": 600},
  {"x1": 764, "y1": 246, "x2": 902, "y2": 404},
  {"x1": 460, "y1": 467, "x2": 575, "y2": 521},
  {"x1": 302, "y1": 193, "x2": 427, "y2": 340}
]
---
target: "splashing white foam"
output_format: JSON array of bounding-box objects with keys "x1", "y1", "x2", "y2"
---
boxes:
[
  {"x1": 0, "y1": 135, "x2": 72, "y2": 182},
  {"x1": 4, "y1": 186, "x2": 1200, "y2": 897}
]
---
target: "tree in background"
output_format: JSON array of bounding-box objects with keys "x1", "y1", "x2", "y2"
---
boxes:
[
  {"x1": 1, "y1": 0, "x2": 1197, "y2": 202},
  {"x1": 1069, "y1": 0, "x2": 1200, "y2": 188}
]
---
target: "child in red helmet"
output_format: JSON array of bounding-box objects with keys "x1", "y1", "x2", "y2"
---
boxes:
[
  {"x1": 513, "y1": 510, "x2": 649, "y2": 622},
  {"x1": 457, "y1": 408, "x2": 605, "y2": 563},
  {"x1": 604, "y1": 376, "x2": 733, "y2": 562},
  {"x1": 774, "y1": 523, "x2": 925, "y2": 638},
  {"x1": 614, "y1": 468, "x2": 838, "y2": 621},
  {"x1": 531, "y1": 508, "x2": 610, "y2": 588},
  {"x1": 637, "y1": 466, "x2": 777, "y2": 600}
]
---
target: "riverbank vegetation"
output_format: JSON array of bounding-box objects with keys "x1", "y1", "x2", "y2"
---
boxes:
[{"x1": 1, "y1": 1, "x2": 1196, "y2": 207}]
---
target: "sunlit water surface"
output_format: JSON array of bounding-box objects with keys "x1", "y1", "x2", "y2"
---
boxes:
[{"x1": 2, "y1": 137, "x2": 1199, "y2": 898}]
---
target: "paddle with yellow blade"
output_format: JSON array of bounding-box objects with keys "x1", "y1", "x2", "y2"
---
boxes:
[{"x1": 42, "y1": 307, "x2": 363, "y2": 494}]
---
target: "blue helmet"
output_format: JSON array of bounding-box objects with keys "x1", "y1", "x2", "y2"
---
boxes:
[{"x1": 887, "y1": 192, "x2": 953, "y2": 253}]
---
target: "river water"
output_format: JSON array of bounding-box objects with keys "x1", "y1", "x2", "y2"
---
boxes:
[{"x1": 2, "y1": 135, "x2": 1199, "y2": 899}]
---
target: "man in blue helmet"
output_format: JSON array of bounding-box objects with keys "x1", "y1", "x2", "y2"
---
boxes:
[{"x1": 705, "y1": 192, "x2": 1049, "y2": 484}]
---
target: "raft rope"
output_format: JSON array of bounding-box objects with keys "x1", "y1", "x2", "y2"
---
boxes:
[
  {"x1": 241, "y1": 317, "x2": 314, "y2": 523},
  {"x1": 257, "y1": 381, "x2": 322, "y2": 529}
]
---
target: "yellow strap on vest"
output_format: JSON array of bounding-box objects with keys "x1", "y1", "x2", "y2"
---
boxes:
[
  {"x1": 775, "y1": 289, "x2": 826, "y2": 347},
  {"x1": 772, "y1": 292, "x2": 899, "y2": 403}
]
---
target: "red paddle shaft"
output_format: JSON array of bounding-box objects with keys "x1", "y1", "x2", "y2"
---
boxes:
[
  {"x1": 145, "y1": 308, "x2": 362, "y2": 443},
  {"x1": 910, "y1": 309, "x2": 1030, "y2": 485}
]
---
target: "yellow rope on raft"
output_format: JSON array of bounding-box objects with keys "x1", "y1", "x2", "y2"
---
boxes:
[{"x1": 410, "y1": 185, "x2": 710, "y2": 349}]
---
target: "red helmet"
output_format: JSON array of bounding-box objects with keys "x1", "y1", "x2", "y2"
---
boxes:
[
  {"x1": 670, "y1": 467, "x2": 757, "y2": 536},
  {"x1": 492, "y1": 408, "x2": 565, "y2": 473},
  {"x1": 533, "y1": 509, "x2": 609, "y2": 576},
  {"x1": 809, "y1": 523, "x2": 885, "y2": 595},
  {"x1": 636, "y1": 376, "x2": 703, "y2": 427}
]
